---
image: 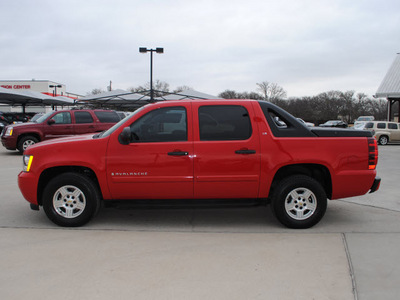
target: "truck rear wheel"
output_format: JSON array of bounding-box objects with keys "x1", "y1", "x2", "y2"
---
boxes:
[
  {"x1": 42, "y1": 173, "x2": 100, "y2": 227},
  {"x1": 271, "y1": 175, "x2": 327, "y2": 229},
  {"x1": 18, "y1": 135, "x2": 39, "y2": 154}
]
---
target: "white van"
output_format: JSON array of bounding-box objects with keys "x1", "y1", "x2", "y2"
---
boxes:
[{"x1": 364, "y1": 121, "x2": 400, "y2": 145}]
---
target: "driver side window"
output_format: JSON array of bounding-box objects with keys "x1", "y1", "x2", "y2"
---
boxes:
[
  {"x1": 129, "y1": 107, "x2": 187, "y2": 142},
  {"x1": 52, "y1": 112, "x2": 71, "y2": 124}
]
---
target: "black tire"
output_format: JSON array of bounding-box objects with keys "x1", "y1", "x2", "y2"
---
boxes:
[
  {"x1": 271, "y1": 175, "x2": 327, "y2": 229},
  {"x1": 378, "y1": 135, "x2": 388, "y2": 146},
  {"x1": 42, "y1": 173, "x2": 101, "y2": 227},
  {"x1": 18, "y1": 135, "x2": 39, "y2": 154}
]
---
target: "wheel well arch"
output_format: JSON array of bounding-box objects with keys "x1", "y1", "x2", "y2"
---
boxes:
[
  {"x1": 37, "y1": 166, "x2": 102, "y2": 206},
  {"x1": 17, "y1": 133, "x2": 41, "y2": 145},
  {"x1": 378, "y1": 134, "x2": 389, "y2": 141},
  {"x1": 269, "y1": 164, "x2": 332, "y2": 199}
]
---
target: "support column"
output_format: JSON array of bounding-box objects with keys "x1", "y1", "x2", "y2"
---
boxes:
[{"x1": 387, "y1": 99, "x2": 391, "y2": 121}]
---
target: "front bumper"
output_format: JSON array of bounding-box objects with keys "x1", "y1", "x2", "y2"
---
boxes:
[
  {"x1": 369, "y1": 176, "x2": 381, "y2": 193},
  {"x1": 1, "y1": 136, "x2": 17, "y2": 150},
  {"x1": 18, "y1": 171, "x2": 39, "y2": 205}
]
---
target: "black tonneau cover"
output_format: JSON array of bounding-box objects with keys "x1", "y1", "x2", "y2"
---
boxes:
[
  {"x1": 311, "y1": 128, "x2": 372, "y2": 137},
  {"x1": 257, "y1": 101, "x2": 372, "y2": 138}
]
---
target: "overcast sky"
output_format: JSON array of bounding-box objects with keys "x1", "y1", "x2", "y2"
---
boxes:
[{"x1": 1, "y1": 0, "x2": 399, "y2": 98}]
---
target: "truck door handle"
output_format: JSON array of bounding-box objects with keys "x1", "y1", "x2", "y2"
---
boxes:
[
  {"x1": 235, "y1": 149, "x2": 256, "y2": 154},
  {"x1": 168, "y1": 151, "x2": 189, "y2": 156}
]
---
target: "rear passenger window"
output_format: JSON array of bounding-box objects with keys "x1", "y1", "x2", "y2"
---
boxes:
[
  {"x1": 74, "y1": 111, "x2": 94, "y2": 124},
  {"x1": 199, "y1": 105, "x2": 252, "y2": 141},
  {"x1": 377, "y1": 123, "x2": 386, "y2": 129},
  {"x1": 388, "y1": 123, "x2": 398, "y2": 130},
  {"x1": 94, "y1": 111, "x2": 120, "y2": 123}
]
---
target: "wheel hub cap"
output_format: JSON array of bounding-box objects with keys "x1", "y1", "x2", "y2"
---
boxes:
[
  {"x1": 53, "y1": 185, "x2": 86, "y2": 218},
  {"x1": 285, "y1": 187, "x2": 317, "y2": 220}
]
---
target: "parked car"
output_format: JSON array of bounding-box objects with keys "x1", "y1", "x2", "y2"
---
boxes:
[
  {"x1": 364, "y1": 121, "x2": 400, "y2": 145},
  {"x1": 0, "y1": 112, "x2": 11, "y2": 128},
  {"x1": 18, "y1": 99, "x2": 380, "y2": 228},
  {"x1": 354, "y1": 116, "x2": 374, "y2": 130},
  {"x1": 0, "y1": 112, "x2": 35, "y2": 125},
  {"x1": 319, "y1": 120, "x2": 348, "y2": 128},
  {"x1": 297, "y1": 118, "x2": 315, "y2": 127},
  {"x1": 1, "y1": 108, "x2": 120, "y2": 153}
]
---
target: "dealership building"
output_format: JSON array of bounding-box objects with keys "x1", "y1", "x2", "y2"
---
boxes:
[{"x1": 0, "y1": 80, "x2": 81, "y2": 112}]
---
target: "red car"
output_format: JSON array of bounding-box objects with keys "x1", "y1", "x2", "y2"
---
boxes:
[
  {"x1": 1, "y1": 108, "x2": 120, "y2": 153},
  {"x1": 18, "y1": 100, "x2": 380, "y2": 228}
]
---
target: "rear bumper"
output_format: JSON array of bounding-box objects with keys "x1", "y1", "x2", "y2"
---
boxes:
[{"x1": 369, "y1": 176, "x2": 381, "y2": 193}]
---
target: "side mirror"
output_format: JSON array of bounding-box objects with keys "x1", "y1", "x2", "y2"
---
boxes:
[
  {"x1": 47, "y1": 119, "x2": 55, "y2": 125},
  {"x1": 118, "y1": 127, "x2": 131, "y2": 145}
]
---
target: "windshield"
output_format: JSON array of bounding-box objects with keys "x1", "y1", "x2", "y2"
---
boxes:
[
  {"x1": 96, "y1": 106, "x2": 146, "y2": 138},
  {"x1": 35, "y1": 111, "x2": 55, "y2": 123}
]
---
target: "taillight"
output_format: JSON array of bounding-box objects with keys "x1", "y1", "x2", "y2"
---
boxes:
[{"x1": 367, "y1": 137, "x2": 378, "y2": 170}]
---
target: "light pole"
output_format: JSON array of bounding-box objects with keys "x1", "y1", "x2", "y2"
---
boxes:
[
  {"x1": 49, "y1": 84, "x2": 62, "y2": 110},
  {"x1": 139, "y1": 47, "x2": 164, "y2": 101},
  {"x1": 49, "y1": 84, "x2": 62, "y2": 97}
]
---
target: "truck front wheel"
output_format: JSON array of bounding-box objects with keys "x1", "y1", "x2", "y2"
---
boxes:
[
  {"x1": 18, "y1": 135, "x2": 39, "y2": 154},
  {"x1": 42, "y1": 173, "x2": 100, "y2": 227},
  {"x1": 271, "y1": 175, "x2": 327, "y2": 229}
]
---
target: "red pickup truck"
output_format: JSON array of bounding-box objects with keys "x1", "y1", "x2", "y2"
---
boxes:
[
  {"x1": 18, "y1": 100, "x2": 380, "y2": 228},
  {"x1": 1, "y1": 109, "x2": 120, "y2": 153}
]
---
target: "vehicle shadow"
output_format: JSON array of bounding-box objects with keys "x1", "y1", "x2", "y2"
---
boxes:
[{"x1": 92, "y1": 206, "x2": 282, "y2": 232}]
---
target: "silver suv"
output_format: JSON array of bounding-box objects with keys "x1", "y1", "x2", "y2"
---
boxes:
[{"x1": 364, "y1": 121, "x2": 400, "y2": 145}]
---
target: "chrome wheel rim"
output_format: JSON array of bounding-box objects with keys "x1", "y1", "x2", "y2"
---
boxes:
[
  {"x1": 23, "y1": 140, "x2": 36, "y2": 150},
  {"x1": 53, "y1": 185, "x2": 86, "y2": 218},
  {"x1": 284, "y1": 187, "x2": 317, "y2": 220}
]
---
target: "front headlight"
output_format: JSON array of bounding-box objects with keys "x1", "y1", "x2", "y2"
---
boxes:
[
  {"x1": 5, "y1": 126, "x2": 13, "y2": 136},
  {"x1": 23, "y1": 155, "x2": 33, "y2": 172}
]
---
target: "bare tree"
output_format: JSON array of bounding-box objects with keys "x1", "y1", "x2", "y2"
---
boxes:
[
  {"x1": 256, "y1": 81, "x2": 287, "y2": 102},
  {"x1": 174, "y1": 85, "x2": 194, "y2": 93},
  {"x1": 129, "y1": 80, "x2": 170, "y2": 96},
  {"x1": 90, "y1": 88, "x2": 104, "y2": 95},
  {"x1": 218, "y1": 90, "x2": 239, "y2": 99}
]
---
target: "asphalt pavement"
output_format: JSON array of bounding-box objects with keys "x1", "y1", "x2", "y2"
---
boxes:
[{"x1": 0, "y1": 145, "x2": 399, "y2": 300}]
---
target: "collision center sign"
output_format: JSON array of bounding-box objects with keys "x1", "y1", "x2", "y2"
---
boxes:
[{"x1": 1, "y1": 85, "x2": 31, "y2": 89}]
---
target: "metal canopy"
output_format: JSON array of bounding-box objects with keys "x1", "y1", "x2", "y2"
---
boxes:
[
  {"x1": 79, "y1": 89, "x2": 131, "y2": 101},
  {"x1": 49, "y1": 96, "x2": 76, "y2": 105},
  {"x1": 78, "y1": 89, "x2": 152, "y2": 108},
  {"x1": 0, "y1": 88, "x2": 75, "y2": 112},
  {"x1": 77, "y1": 89, "x2": 220, "y2": 109},
  {"x1": 155, "y1": 89, "x2": 220, "y2": 100},
  {"x1": 0, "y1": 87, "x2": 43, "y2": 106},
  {"x1": 376, "y1": 53, "x2": 400, "y2": 98}
]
